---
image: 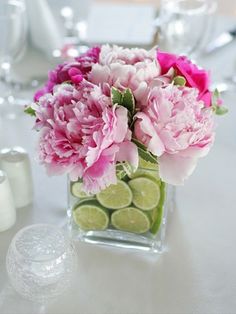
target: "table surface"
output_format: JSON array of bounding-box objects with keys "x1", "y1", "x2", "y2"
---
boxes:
[{"x1": 1, "y1": 14, "x2": 236, "y2": 314}]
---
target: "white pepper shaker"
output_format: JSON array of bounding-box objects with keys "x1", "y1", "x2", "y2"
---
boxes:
[
  {"x1": 0, "y1": 147, "x2": 33, "y2": 208},
  {"x1": 0, "y1": 170, "x2": 16, "y2": 232}
]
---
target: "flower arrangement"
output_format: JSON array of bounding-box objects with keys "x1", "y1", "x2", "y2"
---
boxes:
[{"x1": 25, "y1": 45, "x2": 226, "y2": 195}]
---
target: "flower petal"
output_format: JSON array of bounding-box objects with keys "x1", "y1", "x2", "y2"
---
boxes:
[
  {"x1": 159, "y1": 153, "x2": 198, "y2": 185},
  {"x1": 135, "y1": 112, "x2": 165, "y2": 156},
  {"x1": 116, "y1": 141, "x2": 139, "y2": 171}
]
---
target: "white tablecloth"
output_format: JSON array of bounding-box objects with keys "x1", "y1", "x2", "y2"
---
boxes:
[{"x1": 1, "y1": 15, "x2": 236, "y2": 314}]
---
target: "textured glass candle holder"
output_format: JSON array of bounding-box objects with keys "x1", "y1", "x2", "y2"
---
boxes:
[
  {"x1": 68, "y1": 162, "x2": 175, "y2": 253},
  {"x1": 6, "y1": 224, "x2": 77, "y2": 302}
]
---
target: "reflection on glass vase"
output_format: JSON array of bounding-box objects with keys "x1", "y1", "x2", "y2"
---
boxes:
[{"x1": 67, "y1": 157, "x2": 175, "y2": 253}]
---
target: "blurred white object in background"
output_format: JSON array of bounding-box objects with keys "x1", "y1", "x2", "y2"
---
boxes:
[
  {"x1": 0, "y1": 170, "x2": 16, "y2": 232},
  {"x1": 0, "y1": 147, "x2": 33, "y2": 209},
  {"x1": 24, "y1": 0, "x2": 62, "y2": 58},
  {"x1": 57, "y1": 0, "x2": 93, "y2": 57},
  {"x1": 87, "y1": 3, "x2": 156, "y2": 46},
  {"x1": 58, "y1": 0, "x2": 93, "y2": 42},
  {"x1": 0, "y1": 0, "x2": 28, "y2": 118},
  {"x1": 158, "y1": 0, "x2": 218, "y2": 56}
]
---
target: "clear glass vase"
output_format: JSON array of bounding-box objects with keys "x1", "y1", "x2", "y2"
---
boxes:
[{"x1": 67, "y1": 160, "x2": 175, "y2": 253}]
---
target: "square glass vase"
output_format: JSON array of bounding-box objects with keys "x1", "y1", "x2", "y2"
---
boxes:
[{"x1": 67, "y1": 162, "x2": 175, "y2": 253}]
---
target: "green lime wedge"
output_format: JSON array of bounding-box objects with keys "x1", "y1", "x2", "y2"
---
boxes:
[
  {"x1": 111, "y1": 207, "x2": 151, "y2": 234},
  {"x1": 150, "y1": 181, "x2": 166, "y2": 235},
  {"x1": 96, "y1": 180, "x2": 132, "y2": 209},
  {"x1": 71, "y1": 182, "x2": 94, "y2": 198},
  {"x1": 128, "y1": 177, "x2": 160, "y2": 210},
  {"x1": 73, "y1": 200, "x2": 109, "y2": 231}
]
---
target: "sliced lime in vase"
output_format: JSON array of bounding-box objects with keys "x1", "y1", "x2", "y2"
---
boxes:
[
  {"x1": 111, "y1": 207, "x2": 151, "y2": 234},
  {"x1": 71, "y1": 181, "x2": 94, "y2": 199},
  {"x1": 150, "y1": 181, "x2": 166, "y2": 235},
  {"x1": 96, "y1": 180, "x2": 132, "y2": 209},
  {"x1": 128, "y1": 177, "x2": 160, "y2": 211},
  {"x1": 73, "y1": 200, "x2": 109, "y2": 231}
]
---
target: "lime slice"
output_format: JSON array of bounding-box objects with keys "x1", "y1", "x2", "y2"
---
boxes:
[
  {"x1": 96, "y1": 180, "x2": 132, "y2": 209},
  {"x1": 150, "y1": 181, "x2": 166, "y2": 235},
  {"x1": 111, "y1": 207, "x2": 151, "y2": 234},
  {"x1": 73, "y1": 200, "x2": 109, "y2": 231},
  {"x1": 72, "y1": 198, "x2": 95, "y2": 209},
  {"x1": 71, "y1": 182, "x2": 93, "y2": 198},
  {"x1": 129, "y1": 168, "x2": 160, "y2": 182},
  {"x1": 128, "y1": 177, "x2": 160, "y2": 210}
]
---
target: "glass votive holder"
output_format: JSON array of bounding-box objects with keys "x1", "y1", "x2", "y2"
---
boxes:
[
  {"x1": 6, "y1": 224, "x2": 77, "y2": 302},
  {"x1": 0, "y1": 147, "x2": 33, "y2": 208}
]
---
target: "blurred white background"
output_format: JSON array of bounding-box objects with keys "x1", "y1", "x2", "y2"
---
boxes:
[{"x1": 95, "y1": 0, "x2": 236, "y2": 15}]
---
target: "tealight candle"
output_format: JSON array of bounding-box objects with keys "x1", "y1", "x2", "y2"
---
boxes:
[
  {"x1": 0, "y1": 170, "x2": 16, "y2": 232},
  {"x1": 0, "y1": 147, "x2": 33, "y2": 208}
]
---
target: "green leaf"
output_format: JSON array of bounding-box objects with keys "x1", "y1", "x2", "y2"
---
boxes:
[
  {"x1": 116, "y1": 169, "x2": 127, "y2": 180},
  {"x1": 116, "y1": 163, "x2": 131, "y2": 179},
  {"x1": 24, "y1": 106, "x2": 36, "y2": 116},
  {"x1": 132, "y1": 138, "x2": 148, "y2": 151},
  {"x1": 111, "y1": 87, "x2": 136, "y2": 117},
  {"x1": 173, "y1": 76, "x2": 186, "y2": 86},
  {"x1": 137, "y1": 147, "x2": 157, "y2": 164},
  {"x1": 122, "y1": 88, "x2": 135, "y2": 115},
  {"x1": 111, "y1": 87, "x2": 123, "y2": 105},
  {"x1": 213, "y1": 88, "x2": 220, "y2": 98},
  {"x1": 122, "y1": 161, "x2": 134, "y2": 177},
  {"x1": 132, "y1": 138, "x2": 157, "y2": 164},
  {"x1": 211, "y1": 88, "x2": 228, "y2": 115},
  {"x1": 215, "y1": 106, "x2": 228, "y2": 115}
]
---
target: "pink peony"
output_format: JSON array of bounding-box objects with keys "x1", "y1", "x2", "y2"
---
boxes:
[
  {"x1": 98, "y1": 44, "x2": 157, "y2": 65},
  {"x1": 134, "y1": 85, "x2": 215, "y2": 185},
  {"x1": 35, "y1": 82, "x2": 138, "y2": 193},
  {"x1": 34, "y1": 46, "x2": 101, "y2": 102},
  {"x1": 157, "y1": 50, "x2": 212, "y2": 107},
  {"x1": 27, "y1": 45, "x2": 220, "y2": 191},
  {"x1": 89, "y1": 45, "x2": 171, "y2": 108}
]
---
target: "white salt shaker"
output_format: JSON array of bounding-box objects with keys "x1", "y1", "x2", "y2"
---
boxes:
[
  {"x1": 0, "y1": 147, "x2": 33, "y2": 208},
  {"x1": 0, "y1": 170, "x2": 16, "y2": 232}
]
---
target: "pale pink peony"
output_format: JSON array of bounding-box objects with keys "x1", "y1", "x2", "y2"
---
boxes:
[
  {"x1": 98, "y1": 44, "x2": 156, "y2": 65},
  {"x1": 89, "y1": 45, "x2": 171, "y2": 108},
  {"x1": 134, "y1": 85, "x2": 215, "y2": 185},
  {"x1": 35, "y1": 82, "x2": 138, "y2": 193}
]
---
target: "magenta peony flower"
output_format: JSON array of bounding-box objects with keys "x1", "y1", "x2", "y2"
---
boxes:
[
  {"x1": 35, "y1": 82, "x2": 138, "y2": 193},
  {"x1": 134, "y1": 85, "x2": 215, "y2": 185},
  {"x1": 34, "y1": 46, "x2": 101, "y2": 102},
  {"x1": 157, "y1": 50, "x2": 212, "y2": 107}
]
